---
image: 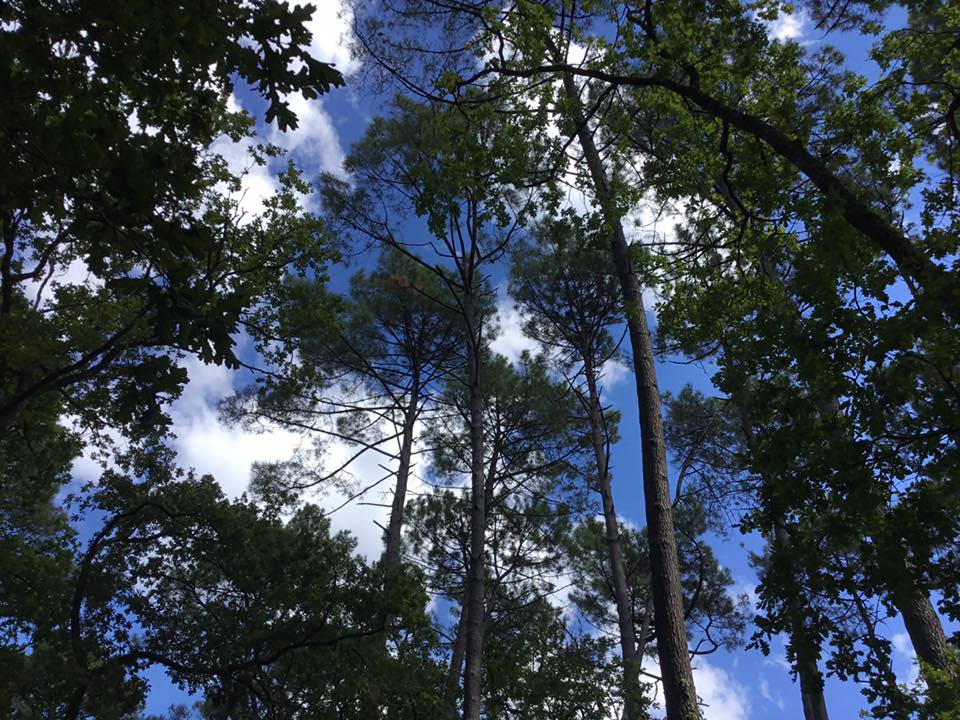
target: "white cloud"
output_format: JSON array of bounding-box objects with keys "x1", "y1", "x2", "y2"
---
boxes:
[
  {"x1": 731, "y1": 578, "x2": 759, "y2": 615},
  {"x1": 249, "y1": 1, "x2": 354, "y2": 180},
  {"x1": 19, "y1": 255, "x2": 105, "y2": 311},
  {"x1": 167, "y1": 355, "x2": 306, "y2": 499},
  {"x1": 693, "y1": 659, "x2": 751, "y2": 720},
  {"x1": 491, "y1": 295, "x2": 541, "y2": 364},
  {"x1": 211, "y1": 87, "x2": 348, "y2": 220},
  {"x1": 762, "y1": 635, "x2": 793, "y2": 672},
  {"x1": 644, "y1": 656, "x2": 750, "y2": 720},
  {"x1": 891, "y1": 631, "x2": 920, "y2": 685},
  {"x1": 758, "y1": 677, "x2": 785, "y2": 711},
  {"x1": 599, "y1": 357, "x2": 630, "y2": 390},
  {"x1": 268, "y1": 91, "x2": 347, "y2": 177},
  {"x1": 764, "y1": 7, "x2": 809, "y2": 42},
  {"x1": 210, "y1": 98, "x2": 280, "y2": 220},
  {"x1": 164, "y1": 352, "x2": 433, "y2": 562}
]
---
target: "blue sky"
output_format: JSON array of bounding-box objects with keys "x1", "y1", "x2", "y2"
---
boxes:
[{"x1": 118, "y1": 2, "x2": 939, "y2": 717}]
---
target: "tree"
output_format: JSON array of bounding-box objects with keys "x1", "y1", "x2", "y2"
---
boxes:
[
  {"x1": 319, "y1": 97, "x2": 543, "y2": 720},
  {"x1": 1, "y1": 10, "x2": 344, "y2": 671},
  {"x1": 4, "y1": 445, "x2": 442, "y2": 719},
  {"x1": 414, "y1": 353, "x2": 590, "y2": 717},
  {"x1": 509, "y1": 219, "x2": 648, "y2": 717},
  {"x1": 566, "y1": 502, "x2": 745, "y2": 663},
  {"x1": 663, "y1": 386, "x2": 832, "y2": 720},
  {"x1": 657, "y1": 221, "x2": 960, "y2": 717},
  {"x1": 407, "y1": 353, "x2": 601, "y2": 717},
  {"x1": 2, "y1": 0, "x2": 344, "y2": 431},
  {"x1": 225, "y1": 248, "x2": 462, "y2": 571}
]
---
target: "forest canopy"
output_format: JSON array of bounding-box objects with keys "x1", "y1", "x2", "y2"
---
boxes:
[{"x1": 1, "y1": 1, "x2": 958, "y2": 719}]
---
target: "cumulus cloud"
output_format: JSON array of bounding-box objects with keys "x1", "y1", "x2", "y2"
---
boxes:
[
  {"x1": 763, "y1": 7, "x2": 809, "y2": 43},
  {"x1": 268, "y1": 91, "x2": 347, "y2": 177},
  {"x1": 490, "y1": 293, "x2": 541, "y2": 364},
  {"x1": 211, "y1": 88, "x2": 348, "y2": 221},
  {"x1": 599, "y1": 357, "x2": 631, "y2": 390},
  {"x1": 164, "y1": 351, "x2": 435, "y2": 561},
  {"x1": 167, "y1": 355, "x2": 306, "y2": 499},
  {"x1": 645, "y1": 656, "x2": 750, "y2": 720},
  {"x1": 759, "y1": 677, "x2": 785, "y2": 711},
  {"x1": 209, "y1": 94, "x2": 280, "y2": 220},
  {"x1": 891, "y1": 631, "x2": 920, "y2": 685},
  {"x1": 212, "y1": 0, "x2": 359, "y2": 215},
  {"x1": 694, "y1": 659, "x2": 751, "y2": 720},
  {"x1": 292, "y1": 0, "x2": 360, "y2": 78}
]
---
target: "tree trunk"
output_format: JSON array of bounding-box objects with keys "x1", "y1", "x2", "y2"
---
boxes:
[
  {"x1": 584, "y1": 361, "x2": 643, "y2": 719},
  {"x1": 539, "y1": 65, "x2": 959, "y2": 324},
  {"x1": 444, "y1": 603, "x2": 469, "y2": 720},
  {"x1": 896, "y1": 587, "x2": 954, "y2": 677},
  {"x1": 384, "y1": 370, "x2": 421, "y2": 569},
  {"x1": 734, "y1": 380, "x2": 830, "y2": 720},
  {"x1": 561, "y1": 72, "x2": 699, "y2": 719},
  {"x1": 773, "y1": 525, "x2": 830, "y2": 720},
  {"x1": 798, "y1": 658, "x2": 830, "y2": 720},
  {"x1": 462, "y1": 298, "x2": 487, "y2": 720}
]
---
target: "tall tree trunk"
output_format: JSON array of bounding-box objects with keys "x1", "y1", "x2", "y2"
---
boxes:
[
  {"x1": 462, "y1": 299, "x2": 487, "y2": 720},
  {"x1": 584, "y1": 361, "x2": 643, "y2": 719},
  {"x1": 384, "y1": 370, "x2": 421, "y2": 569},
  {"x1": 561, "y1": 72, "x2": 699, "y2": 719},
  {"x1": 356, "y1": 372, "x2": 423, "y2": 716},
  {"x1": 894, "y1": 585, "x2": 954, "y2": 677},
  {"x1": 734, "y1": 378, "x2": 830, "y2": 720},
  {"x1": 814, "y1": 399, "x2": 954, "y2": 680},
  {"x1": 447, "y1": 425, "x2": 502, "y2": 719},
  {"x1": 798, "y1": 660, "x2": 830, "y2": 720},
  {"x1": 445, "y1": 603, "x2": 469, "y2": 720},
  {"x1": 773, "y1": 525, "x2": 830, "y2": 720}
]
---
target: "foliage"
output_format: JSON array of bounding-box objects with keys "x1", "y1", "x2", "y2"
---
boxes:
[
  {"x1": 4, "y1": 1, "x2": 960, "y2": 718},
  {"x1": 567, "y1": 502, "x2": 747, "y2": 658}
]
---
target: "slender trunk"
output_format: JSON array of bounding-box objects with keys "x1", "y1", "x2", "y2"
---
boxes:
[
  {"x1": 799, "y1": 662, "x2": 830, "y2": 720},
  {"x1": 895, "y1": 586, "x2": 954, "y2": 677},
  {"x1": 448, "y1": 423, "x2": 501, "y2": 719},
  {"x1": 384, "y1": 370, "x2": 421, "y2": 569},
  {"x1": 734, "y1": 380, "x2": 830, "y2": 720},
  {"x1": 773, "y1": 524, "x2": 830, "y2": 720},
  {"x1": 584, "y1": 361, "x2": 642, "y2": 719},
  {"x1": 356, "y1": 373, "x2": 424, "y2": 716},
  {"x1": 444, "y1": 603, "x2": 470, "y2": 719},
  {"x1": 462, "y1": 298, "x2": 487, "y2": 720},
  {"x1": 561, "y1": 72, "x2": 698, "y2": 719},
  {"x1": 816, "y1": 401, "x2": 953, "y2": 678}
]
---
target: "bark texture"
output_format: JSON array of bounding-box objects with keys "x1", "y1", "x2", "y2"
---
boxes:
[
  {"x1": 445, "y1": 604, "x2": 469, "y2": 720},
  {"x1": 384, "y1": 371, "x2": 421, "y2": 569},
  {"x1": 734, "y1": 379, "x2": 830, "y2": 720},
  {"x1": 561, "y1": 72, "x2": 699, "y2": 719},
  {"x1": 462, "y1": 297, "x2": 487, "y2": 720},
  {"x1": 505, "y1": 61, "x2": 959, "y2": 324},
  {"x1": 773, "y1": 525, "x2": 830, "y2": 720},
  {"x1": 584, "y1": 361, "x2": 643, "y2": 719},
  {"x1": 896, "y1": 587, "x2": 954, "y2": 677}
]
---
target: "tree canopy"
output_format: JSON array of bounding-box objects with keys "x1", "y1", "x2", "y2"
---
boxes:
[{"x1": 2, "y1": 2, "x2": 958, "y2": 719}]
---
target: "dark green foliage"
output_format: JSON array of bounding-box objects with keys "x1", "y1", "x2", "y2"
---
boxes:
[
  {"x1": 4, "y1": 1, "x2": 960, "y2": 718},
  {"x1": 567, "y1": 503, "x2": 746, "y2": 658},
  {"x1": 481, "y1": 597, "x2": 625, "y2": 720},
  {"x1": 1, "y1": 0, "x2": 341, "y2": 436},
  {"x1": 4, "y1": 447, "x2": 443, "y2": 719}
]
